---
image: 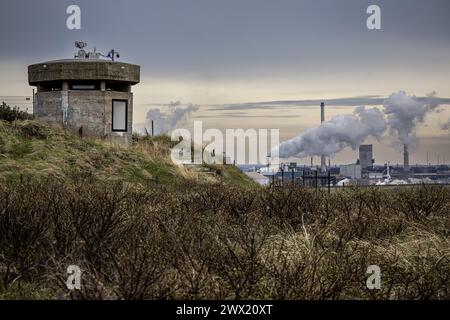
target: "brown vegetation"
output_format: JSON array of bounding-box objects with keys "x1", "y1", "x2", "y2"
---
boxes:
[{"x1": 0, "y1": 179, "x2": 448, "y2": 300}]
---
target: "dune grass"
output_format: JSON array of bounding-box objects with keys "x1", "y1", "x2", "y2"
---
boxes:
[
  {"x1": 0, "y1": 180, "x2": 448, "y2": 300},
  {"x1": 0, "y1": 120, "x2": 253, "y2": 187},
  {"x1": 0, "y1": 119, "x2": 448, "y2": 300}
]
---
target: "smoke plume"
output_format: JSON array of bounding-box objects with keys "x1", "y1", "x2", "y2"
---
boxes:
[
  {"x1": 383, "y1": 91, "x2": 440, "y2": 148},
  {"x1": 145, "y1": 101, "x2": 198, "y2": 135},
  {"x1": 441, "y1": 120, "x2": 450, "y2": 130},
  {"x1": 273, "y1": 90, "x2": 444, "y2": 160},
  {"x1": 272, "y1": 106, "x2": 386, "y2": 159}
]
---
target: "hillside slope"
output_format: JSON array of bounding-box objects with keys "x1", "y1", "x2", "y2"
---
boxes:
[
  {"x1": 0, "y1": 120, "x2": 449, "y2": 301},
  {"x1": 0, "y1": 120, "x2": 254, "y2": 187}
]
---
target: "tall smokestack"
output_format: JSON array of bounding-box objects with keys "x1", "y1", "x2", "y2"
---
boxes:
[
  {"x1": 321, "y1": 102, "x2": 325, "y2": 123},
  {"x1": 320, "y1": 102, "x2": 326, "y2": 172},
  {"x1": 404, "y1": 144, "x2": 410, "y2": 171}
]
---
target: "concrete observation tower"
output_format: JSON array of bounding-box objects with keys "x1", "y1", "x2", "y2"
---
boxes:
[{"x1": 28, "y1": 42, "x2": 140, "y2": 144}]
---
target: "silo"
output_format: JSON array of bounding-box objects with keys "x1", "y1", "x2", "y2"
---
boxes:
[{"x1": 359, "y1": 144, "x2": 374, "y2": 169}]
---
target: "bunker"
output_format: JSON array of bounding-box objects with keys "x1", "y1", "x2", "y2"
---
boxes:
[{"x1": 28, "y1": 42, "x2": 140, "y2": 144}]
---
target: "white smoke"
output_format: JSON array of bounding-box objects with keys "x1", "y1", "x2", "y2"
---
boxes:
[
  {"x1": 272, "y1": 106, "x2": 387, "y2": 159},
  {"x1": 145, "y1": 101, "x2": 198, "y2": 135},
  {"x1": 383, "y1": 91, "x2": 440, "y2": 148},
  {"x1": 273, "y1": 91, "x2": 444, "y2": 160}
]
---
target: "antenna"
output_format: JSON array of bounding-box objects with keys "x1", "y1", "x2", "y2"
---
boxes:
[
  {"x1": 75, "y1": 41, "x2": 87, "y2": 49},
  {"x1": 106, "y1": 49, "x2": 120, "y2": 62},
  {"x1": 74, "y1": 42, "x2": 118, "y2": 60}
]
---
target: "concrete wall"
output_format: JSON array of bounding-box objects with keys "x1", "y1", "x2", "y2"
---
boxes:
[
  {"x1": 35, "y1": 90, "x2": 133, "y2": 143},
  {"x1": 35, "y1": 91, "x2": 64, "y2": 124},
  {"x1": 29, "y1": 59, "x2": 140, "y2": 144},
  {"x1": 29, "y1": 60, "x2": 140, "y2": 85}
]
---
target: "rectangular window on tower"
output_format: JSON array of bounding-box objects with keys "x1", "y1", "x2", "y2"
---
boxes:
[{"x1": 112, "y1": 100, "x2": 128, "y2": 132}]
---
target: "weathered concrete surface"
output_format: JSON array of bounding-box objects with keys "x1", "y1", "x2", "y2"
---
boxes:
[
  {"x1": 28, "y1": 59, "x2": 140, "y2": 85},
  {"x1": 29, "y1": 58, "x2": 140, "y2": 144},
  {"x1": 34, "y1": 91, "x2": 64, "y2": 124},
  {"x1": 35, "y1": 91, "x2": 133, "y2": 141}
]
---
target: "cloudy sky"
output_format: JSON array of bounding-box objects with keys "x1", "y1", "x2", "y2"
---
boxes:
[{"x1": 0, "y1": 0, "x2": 449, "y2": 164}]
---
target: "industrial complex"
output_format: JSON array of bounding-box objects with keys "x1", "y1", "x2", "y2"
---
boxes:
[
  {"x1": 21, "y1": 43, "x2": 449, "y2": 187},
  {"x1": 244, "y1": 102, "x2": 450, "y2": 187}
]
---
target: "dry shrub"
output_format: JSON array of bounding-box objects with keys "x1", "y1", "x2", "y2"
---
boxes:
[{"x1": 0, "y1": 178, "x2": 448, "y2": 300}]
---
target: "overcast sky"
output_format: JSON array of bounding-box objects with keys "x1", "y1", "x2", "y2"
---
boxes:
[{"x1": 0, "y1": 0, "x2": 449, "y2": 163}]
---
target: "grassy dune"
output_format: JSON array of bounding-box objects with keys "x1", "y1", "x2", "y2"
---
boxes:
[
  {"x1": 0, "y1": 120, "x2": 253, "y2": 187},
  {"x1": 0, "y1": 119, "x2": 448, "y2": 300}
]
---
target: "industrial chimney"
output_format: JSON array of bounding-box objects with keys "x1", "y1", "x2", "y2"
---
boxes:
[
  {"x1": 404, "y1": 144, "x2": 410, "y2": 171},
  {"x1": 320, "y1": 102, "x2": 326, "y2": 172}
]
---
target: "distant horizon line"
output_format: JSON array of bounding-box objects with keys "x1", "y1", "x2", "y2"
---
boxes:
[{"x1": 135, "y1": 95, "x2": 450, "y2": 110}]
